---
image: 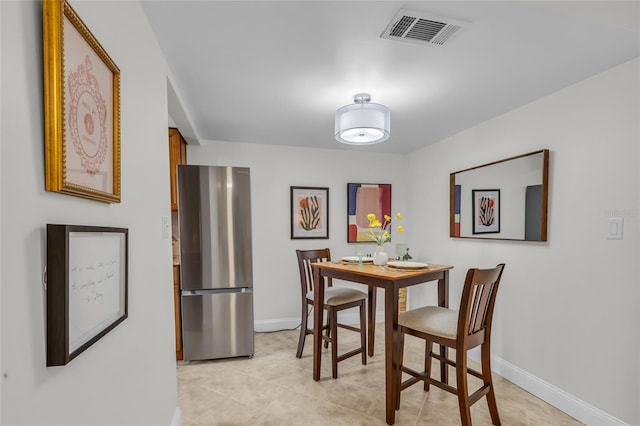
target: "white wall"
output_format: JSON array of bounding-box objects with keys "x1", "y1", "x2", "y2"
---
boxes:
[
  {"x1": 187, "y1": 142, "x2": 410, "y2": 326},
  {"x1": 1, "y1": 1, "x2": 178, "y2": 425},
  {"x1": 408, "y1": 59, "x2": 639, "y2": 425}
]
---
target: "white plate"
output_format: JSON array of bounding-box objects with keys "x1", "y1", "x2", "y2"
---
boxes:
[
  {"x1": 386, "y1": 261, "x2": 429, "y2": 269},
  {"x1": 341, "y1": 256, "x2": 374, "y2": 263}
]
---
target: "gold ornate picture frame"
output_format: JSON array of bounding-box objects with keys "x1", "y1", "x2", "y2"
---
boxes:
[{"x1": 43, "y1": 0, "x2": 121, "y2": 203}]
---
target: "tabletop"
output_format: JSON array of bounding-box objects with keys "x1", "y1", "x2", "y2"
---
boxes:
[{"x1": 311, "y1": 261, "x2": 453, "y2": 282}]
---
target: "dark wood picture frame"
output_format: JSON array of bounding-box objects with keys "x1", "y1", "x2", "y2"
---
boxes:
[
  {"x1": 290, "y1": 186, "x2": 329, "y2": 239},
  {"x1": 450, "y1": 149, "x2": 549, "y2": 241},
  {"x1": 46, "y1": 224, "x2": 128, "y2": 366}
]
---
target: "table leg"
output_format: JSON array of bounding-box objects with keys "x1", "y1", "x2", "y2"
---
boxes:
[
  {"x1": 312, "y1": 266, "x2": 325, "y2": 381},
  {"x1": 367, "y1": 285, "x2": 376, "y2": 357},
  {"x1": 438, "y1": 271, "x2": 450, "y2": 384},
  {"x1": 384, "y1": 284, "x2": 399, "y2": 425}
]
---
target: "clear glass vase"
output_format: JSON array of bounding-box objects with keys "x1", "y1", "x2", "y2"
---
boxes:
[{"x1": 373, "y1": 245, "x2": 388, "y2": 265}]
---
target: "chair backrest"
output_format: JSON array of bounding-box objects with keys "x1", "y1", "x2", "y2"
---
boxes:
[
  {"x1": 457, "y1": 264, "x2": 505, "y2": 348},
  {"x1": 296, "y1": 248, "x2": 332, "y2": 296}
]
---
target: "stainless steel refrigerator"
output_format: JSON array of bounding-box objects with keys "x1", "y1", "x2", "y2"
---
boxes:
[{"x1": 177, "y1": 165, "x2": 254, "y2": 361}]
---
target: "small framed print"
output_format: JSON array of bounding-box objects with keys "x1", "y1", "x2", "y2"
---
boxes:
[
  {"x1": 46, "y1": 224, "x2": 128, "y2": 366},
  {"x1": 43, "y1": 0, "x2": 121, "y2": 203},
  {"x1": 291, "y1": 187, "x2": 329, "y2": 239},
  {"x1": 472, "y1": 189, "x2": 500, "y2": 234}
]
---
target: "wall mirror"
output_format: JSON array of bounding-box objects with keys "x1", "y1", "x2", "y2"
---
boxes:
[{"x1": 450, "y1": 149, "x2": 549, "y2": 241}]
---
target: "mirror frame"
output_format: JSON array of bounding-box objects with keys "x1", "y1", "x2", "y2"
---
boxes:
[{"x1": 450, "y1": 149, "x2": 549, "y2": 241}]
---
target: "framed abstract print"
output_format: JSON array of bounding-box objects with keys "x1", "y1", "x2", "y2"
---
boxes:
[{"x1": 347, "y1": 183, "x2": 391, "y2": 243}]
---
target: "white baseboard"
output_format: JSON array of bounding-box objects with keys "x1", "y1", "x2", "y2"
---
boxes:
[
  {"x1": 170, "y1": 407, "x2": 181, "y2": 426},
  {"x1": 254, "y1": 311, "x2": 385, "y2": 333},
  {"x1": 254, "y1": 317, "x2": 301, "y2": 332},
  {"x1": 468, "y1": 348, "x2": 629, "y2": 426}
]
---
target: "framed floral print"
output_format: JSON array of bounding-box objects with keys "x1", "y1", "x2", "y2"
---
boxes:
[
  {"x1": 472, "y1": 189, "x2": 500, "y2": 234},
  {"x1": 291, "y1": 186, "x2": 329, "y2": 239},
  {"x1": 43, "y1": 0, "x2": 121, "y2": 203}
]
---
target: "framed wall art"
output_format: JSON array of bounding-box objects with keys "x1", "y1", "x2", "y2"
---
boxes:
[
  {"x1": 290, "y1": 186, "x2": 329, "y2": 239},
  {"x1": 43, "y1": 0, "x2": 121, "y2": 203},
  {"x1": 472, "y1": 189, "x2": 500, "y2": 234},
  {"x1": 347, "y1": 183, "x2": 391, "y2": 243},
  {"x1": 46, "y1": 224, "x2": 128, "y2": 366}
]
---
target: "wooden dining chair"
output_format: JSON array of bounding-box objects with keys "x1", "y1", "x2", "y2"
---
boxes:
[
  {"x1": 395, "y1": 263, "x2": 506, "y2": 425},
  {"x1": 295, "y1": 248, "x2": 367, "y2": 379}
]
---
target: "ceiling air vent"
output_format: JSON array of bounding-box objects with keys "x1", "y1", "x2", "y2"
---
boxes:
[{"x1": 381, "y1": 9, "x2": 469, "y2": 47}]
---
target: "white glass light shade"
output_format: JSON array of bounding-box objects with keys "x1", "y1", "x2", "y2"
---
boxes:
[{"x1": 335, "y1": 100, "x2": 390, "y2": 145}]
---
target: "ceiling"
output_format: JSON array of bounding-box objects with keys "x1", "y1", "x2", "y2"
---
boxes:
[{"x1": 141, "y1": 1, "x2": 640, "y2": 154}]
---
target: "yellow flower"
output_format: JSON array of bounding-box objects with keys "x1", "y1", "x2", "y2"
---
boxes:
[{"x1": 366, "y1": 211, "x2": 405, "y2": 245}]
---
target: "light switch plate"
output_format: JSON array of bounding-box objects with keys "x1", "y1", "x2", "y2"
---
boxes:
[
  {"x1": 606, "y1": 217, "x2": 623, "y2": 240},
  {"x1": 162, "y1": 216, "x2": 170, "y2": 239}
]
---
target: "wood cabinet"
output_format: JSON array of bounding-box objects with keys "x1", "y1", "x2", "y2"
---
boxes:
[
  {"x1": 173, "y1": 265, "x2": 182, "y2": 360},
  {"x1": 169, "y1": 127, "x2": 187, "y2": 360},
  {"x1": 168, "y1": 128, "x2": 187, "y2": 211}
]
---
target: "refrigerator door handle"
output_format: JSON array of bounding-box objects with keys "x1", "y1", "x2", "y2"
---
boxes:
[{"x1": 182, "y1": 287, "x2": 252, "y2": 296}]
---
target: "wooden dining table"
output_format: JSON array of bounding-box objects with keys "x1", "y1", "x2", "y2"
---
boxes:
[{"x1": 311, "y1": 261, "x2": 454, "y2": 425}]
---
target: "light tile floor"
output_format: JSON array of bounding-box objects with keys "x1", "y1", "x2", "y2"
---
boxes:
[{"x1": 177, "y1": 326, "x2": 583, "y2": 425}]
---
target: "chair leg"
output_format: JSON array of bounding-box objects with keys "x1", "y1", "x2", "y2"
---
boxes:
[
  {"x1": 424, "y1": 340, "x2": 433, "y2": 391},
  {"x1": 296, "y1": 303, "x2": 308, "y2": 358},
  {"x1": 330, "y1": 307, "x2": 338, "y2": 379},
  {"x1": 456, "y1": 348, "x2": 472, "y2": 426},
  {"x1": 482, "y1": 342, "x2": 501, "y2": 425},
  {"x1": 359, "y1": 301, "x2": 367, "y2": 365},
  {"x1": 324, "y1": 327, "x2": 330, "y2": 349},
  {"x1": 324, "y1": 310, "x2": 330, "y2": 349},
  {"x1": 395, "y1": 331, "x2": 405, "y2": 410}
]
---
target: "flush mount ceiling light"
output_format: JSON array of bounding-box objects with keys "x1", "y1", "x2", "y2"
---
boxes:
[{"x1": 335, "y1": 93, "x2": 390, "y2": 145}]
